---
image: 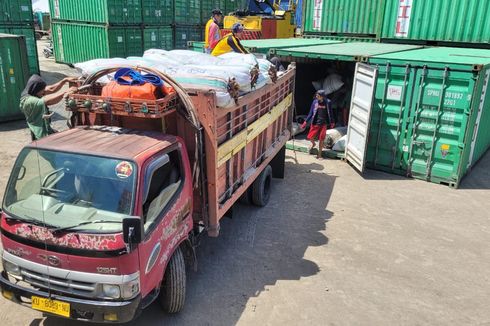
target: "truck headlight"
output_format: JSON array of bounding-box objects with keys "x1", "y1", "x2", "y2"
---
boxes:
[
  {"x1": 100, "y1": 277, "x2": 139, "y2": 300},
  {"x1": 120, "y1": 279, "x2": 139, "y2": 299},
  {"x1": 3, "y1": 260, "x2": 21, "y2": 277},
  {"x1": 102, "y1": 284, "x2": 121, "y2": 299}
]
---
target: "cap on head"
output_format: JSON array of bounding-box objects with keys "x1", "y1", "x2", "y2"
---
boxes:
[
  {"x1": 232, "y1": 23, "x2": 244, "y2": 34},
  {"x1": 316, "y1": 89, "x2": 327, "y2": 97},
  {"x1": 212, "y1": 9, "x2": 223, "y2": 16}
]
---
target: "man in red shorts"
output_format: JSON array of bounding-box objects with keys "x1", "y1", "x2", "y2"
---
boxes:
[{"x1": 301, "y1": 90, "x2": 335, "y2": 159}]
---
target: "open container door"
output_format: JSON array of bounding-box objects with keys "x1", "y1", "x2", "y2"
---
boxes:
[{"x1": 345, "y1": 63, "x2": 378, "y2": 173}]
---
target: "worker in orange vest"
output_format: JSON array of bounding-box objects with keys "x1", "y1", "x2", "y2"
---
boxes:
[{"x1": 204, "y1": 9, "x2": 223, "y2": 54}]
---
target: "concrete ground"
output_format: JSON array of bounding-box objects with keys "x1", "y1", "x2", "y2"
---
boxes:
[{"x1": 0, "y1": 41, "x2": 489, "y2": 325}]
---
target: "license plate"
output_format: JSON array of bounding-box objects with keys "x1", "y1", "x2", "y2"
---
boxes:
[{"x1": 32, "y1": 296, "x2": 70, "y2": 317}]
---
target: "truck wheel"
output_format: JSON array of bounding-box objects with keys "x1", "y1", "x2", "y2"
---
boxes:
[
  {"x1": 252, "y1": 165, "x2": 272, "y2": 207},
  {"x1": 159, "y1": 246, "x2": 186, "y2": 313}
]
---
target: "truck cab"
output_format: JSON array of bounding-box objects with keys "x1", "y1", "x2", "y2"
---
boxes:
[{"x1": 0, "y1": 126, "x2": 194, "y2": 323}]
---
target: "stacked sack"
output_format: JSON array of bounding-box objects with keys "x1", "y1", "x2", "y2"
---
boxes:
[{"x1": 74, "y1": 50, "x2": 277, "y2": 109}]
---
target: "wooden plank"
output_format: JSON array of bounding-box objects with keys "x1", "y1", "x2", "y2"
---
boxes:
[{"x1": 217, "y1": 93, "x2": 292, "y2": 167}]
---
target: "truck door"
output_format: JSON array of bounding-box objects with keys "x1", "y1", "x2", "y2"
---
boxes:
[
  {"x1": 345, "y1": 63, "x2": 378, "y2": 173},
  {"x1": 137, "y1": 146, "x2": 191, "y2": 297}
]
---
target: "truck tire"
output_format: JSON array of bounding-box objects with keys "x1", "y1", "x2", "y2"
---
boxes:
[
  {"x1": 159, "y1": 246, "x2": 186, "y2": 313},
  {"x1": 252, "y1": 165, "x2": 272, "y2": 207}
]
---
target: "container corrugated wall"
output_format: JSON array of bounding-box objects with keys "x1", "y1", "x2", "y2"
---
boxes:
[
  {"x1": 143, "y1": 26, "x2": 173, "y2": 50},
  {"x1": 0, "y1": 0, "x2": 33, "y2": 24},
  {"x1": 381, "y1": 0, "x2": 490, "y2": 44},
  {"x1": 0, "y1": 34, "x2": 30, "y2": 122},
  {"x1": 201, "y1": 0, "x2": 225, "y2": 24},
  {"x1": 49, "y1": 0, "x2": 142, "y2": 24},
  {"x1": 142, "y1": 0, "x2": 174, "y2": 25},
  {"x1": 366, "y1": 47, "x2": 490, "y2": 187},
  {"x1": 303, "y1": 0, "x2": 381, "y2": 36},
  {"x1": 174, "y1": 25, "x2": 203, "y2": 49},
  {"x1": 52, "y1": 22, "x2": 143, "y2": 64},
  {"x1": 224, "y1": 0, "x2": 247, "y2": 13},
  {"x1": 174, "y1": 0, "x2": 201, "y2": 25},
  {"x1": 0, "y1": 25, "x2": 39, "y2": 75}
]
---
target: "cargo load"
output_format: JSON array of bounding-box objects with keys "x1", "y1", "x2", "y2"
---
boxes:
[{"x1": 74, "y1": 50, "x2": 277, "y2": 109}]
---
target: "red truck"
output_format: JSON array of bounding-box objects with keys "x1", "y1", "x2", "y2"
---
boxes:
[{"x1": 0, "y1": 66, "x2": 295, "y2": 323}]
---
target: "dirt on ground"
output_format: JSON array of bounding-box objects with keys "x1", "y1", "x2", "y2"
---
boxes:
[{"x1": 0, "y1": 40, "x2": 489, "y2": 326}]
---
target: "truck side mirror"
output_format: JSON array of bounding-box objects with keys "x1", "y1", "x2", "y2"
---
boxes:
[{"x1": 123, "y1": 217, "x2": 143, "y2": 245}]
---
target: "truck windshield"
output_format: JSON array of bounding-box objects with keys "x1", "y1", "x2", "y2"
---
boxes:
[{"x1": 3, "y1": 148, "x2": 136, "y2": 233}]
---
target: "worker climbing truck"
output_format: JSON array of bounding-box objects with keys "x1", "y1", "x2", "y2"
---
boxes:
[{"x1": 0, "y1": 64, "x2": 295, "y2": 323}]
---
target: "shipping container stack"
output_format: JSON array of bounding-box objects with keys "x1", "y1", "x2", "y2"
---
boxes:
[
  {"x1": 48, "y1": 0, "x2": 253, "y2": 64},
  {"x1": 302, "y1": 0, "x2": 490, "y2": 48},
  {"x1": 48, "y1": 0, "x2": 144, "y2": 64},
  {"x1": 0, "y1": 0, "x2": 40, "y2": 75}
]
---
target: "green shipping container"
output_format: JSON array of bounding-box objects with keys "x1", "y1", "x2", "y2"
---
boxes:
[
  {"x1": 201, "y1": 0, "x2": 225, "y2": 24},
  {"x1": 381, "y1": 0, "x2": 490, "y2": 45},
  {"x1": 143, "y1": 26, "x2": 173, "y2": 50},
  {"x1": 273, "y1": 42, "x2": 420, "y2": 62},
  {"x1": 0, "y1": 24, "x2": 39, "y2": 75},
  {"x1": 174, "y1": 0, "x2": 201, "y2": 25},
  {"x1": 224, "y1": 0, "x2": 246, "y2": 14},
  {"x1": 0, "y1": 0, "x2": 33, "y2": 24},
  {"x1": 49, "y1": 0, "x2": 142, "y2": 24},
  {"x1": 303, "y1": 0, "x2": 381, "y2": 36},
  {"x1": 356, "y1": 47, "x2": 490, "y2": 187},
  {"x1": 52, "y1": 22, "x2": 143, "y2": 64},
  {"x1": 142, "y1": 0, "x2": 174, "y2": 25},
  {"x1": 0, "y1": 34, "x2": 30, "y2": 122},
  {"x1": 188, "y1": 38, "x2": 342, "y2": 54},
  {"x1": 241, "y1": 38, "x2": 343, "y2": 54},
  {"x1": 174, "y1": 25, "x2": 203, "y2": 49},
  {"x1": 188, "y1": 40, "x2": 206, "y2": 52}
]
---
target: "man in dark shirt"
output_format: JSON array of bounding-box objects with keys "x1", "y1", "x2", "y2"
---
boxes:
[{"x1": 302, "y1": 90, "x2": 335, "y2": 159}]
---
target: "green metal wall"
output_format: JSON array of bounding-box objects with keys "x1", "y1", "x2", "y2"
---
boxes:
[
  {"x1": 49, "y1": 0, "x2": 143, "y2": 24},
  {"x1": 366, "y1": 63, "x2": 415, "y2": 175},
  {"x1": 0, "y1": 25, "x2": 39, "y2": 75},
  {"x1": 303, "y1": 0, "x2": 382, "y2": 36},
  {"x1": 368, "y1": 47, "x2": 490, "y2": 187},
  {"x1": 174, "y1": 25, "x2": 203, "y2": 49},
  {"x1": 52, "y1": 22, "x2": 143, "y2": 64},
  {"x1": 174, "y1": 0, "x2": 201, "y2": 25},
  {"x1": 381, "y1": 0, "x2": 490, "y2": 44},
  {"x1": 0, "y1": 34, "x2": 30, "y2": 122},
  {"x1": 201, "y1": 0, "x2": 225, "y2": 24},
  {"x1": 143, "y1": 26, "x2": 174, "y2": 51},
  {"x1": 0, "y1": 0, "x2": 33, "y2": 24},
  {"x1": 142, "y1": 0, "x2": 174, "y2": 25}
]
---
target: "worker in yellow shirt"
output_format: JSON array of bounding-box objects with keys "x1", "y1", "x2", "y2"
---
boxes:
[
  {"x1": 211, "y1": 23, "x2": 250, "y2": 56},
  {"x1": 204, "y1": 9, "x2": 223, "y2": 54}
]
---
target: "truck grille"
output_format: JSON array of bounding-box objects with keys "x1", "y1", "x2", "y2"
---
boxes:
[{"x1": 19, "y1": 267, "x2": 97, "y2": 298}]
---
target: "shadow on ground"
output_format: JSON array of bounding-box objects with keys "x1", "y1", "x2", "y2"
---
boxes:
[
  {"x1": 458, "y1": 150, "x2": 490, "y2": 190},
  {"x1": 359, "y1": 151, "x2": 490, "y2": 190},
  {"x1": 0, "y1": 119, "x2": 26, "y2": 132},
  {"x1": 40, "y1": 157, "x2": 335, "y2": 326}
]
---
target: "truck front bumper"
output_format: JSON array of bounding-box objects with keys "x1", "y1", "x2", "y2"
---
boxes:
[{"x1": 0, "y1": 271, "x2": 141, "y2": 323}]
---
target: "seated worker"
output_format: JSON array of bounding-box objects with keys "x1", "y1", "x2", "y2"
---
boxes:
[
  {"x1": 211, "y1": 23, "x2": 250, "y2": 56},
  {"x1": 20, "y1": 74, "x2": 78, "y2": 140},
  {"x1": 204, "y1": 9, "x2": 223, "y2": 54}
]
